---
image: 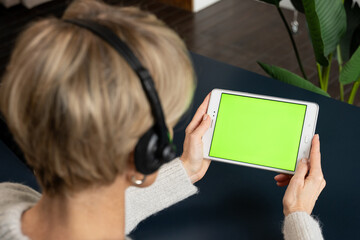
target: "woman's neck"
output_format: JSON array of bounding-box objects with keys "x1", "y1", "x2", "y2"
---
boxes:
[{"x1": 21, "y1": 175, "x2": 128, "y2": 240}]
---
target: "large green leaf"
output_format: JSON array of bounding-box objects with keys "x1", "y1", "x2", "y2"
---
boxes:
[
  {"x1": 258, "y1": 0, "x2": 282, "y2": 7},
  {"x1": 258, "y1": 61, "x2": 330, "y2": 97},
  {"x1": 302, "y1": 0, "x2": 346, "y2": 66},
  {"x1": 339, "y1": 46, "x2": 360, "y2": 84},
  {"x1": 340, "y1": 0, "x2": 360, "y2": 61}
]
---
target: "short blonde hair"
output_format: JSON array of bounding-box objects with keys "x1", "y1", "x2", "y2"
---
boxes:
[{"x1": 0, "y1": 0, "x2": 195, "y2": 195}]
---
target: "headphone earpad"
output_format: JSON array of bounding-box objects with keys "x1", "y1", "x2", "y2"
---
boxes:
[{"x1": 134, "y1": 127, "x2": 162, "y2": 175}]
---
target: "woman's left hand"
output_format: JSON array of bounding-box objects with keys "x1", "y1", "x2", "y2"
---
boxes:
[
  {"x1": 274, "y1": 134, "x2": 326, "y2": 216},
  {"x1": 180, "y1": 93, "x2": 212, "y2": 183}
]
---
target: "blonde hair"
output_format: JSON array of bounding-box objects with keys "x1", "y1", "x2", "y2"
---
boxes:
[{"x1": 0, "y1": 0, "x2": 195, "y2": 196}]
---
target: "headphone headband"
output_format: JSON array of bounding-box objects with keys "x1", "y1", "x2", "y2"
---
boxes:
[
  {"x1": 64, "y1": 18, "x2": 176, "y2": 174},
  {"x1": 65, "y1": 19, "x2": 169, "y2": 145}
]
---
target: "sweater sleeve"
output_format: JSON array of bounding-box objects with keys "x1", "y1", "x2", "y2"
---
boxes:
[
  {"x1": 124, "y1": 158, "x2": 198, "y2": 234},
  {"x1": 283, "y1": 212, "x2": 324, "y2": 240}
]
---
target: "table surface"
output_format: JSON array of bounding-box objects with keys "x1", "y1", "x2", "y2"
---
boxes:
[{"x1": 1, "y1": 53, "x2": 360, "y2": 240}]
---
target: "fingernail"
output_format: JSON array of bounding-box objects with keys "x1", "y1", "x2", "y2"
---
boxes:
[
  {"x1": 317, "y1": 134, "x2": 320, "y2": 140},
  {"x1": 203, "y1": 114, "x2": 208, "y2": 121},
  {"x1": 301, "y1": 158, "x2": 307, "y2": 163}
]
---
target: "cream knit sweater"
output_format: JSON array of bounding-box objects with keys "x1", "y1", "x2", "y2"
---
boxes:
[{"x1": 0, "y1": 158, "x2": 323, "y2": 239}]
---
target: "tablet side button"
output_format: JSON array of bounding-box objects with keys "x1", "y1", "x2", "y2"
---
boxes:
[
  {"x1": 210, "y1": 119, "x2": 214, "y2": 128},
  {"x1": 305, "y1": 136, "x2": 309, "y2": 143}
]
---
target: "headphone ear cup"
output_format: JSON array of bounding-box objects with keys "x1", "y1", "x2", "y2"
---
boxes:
[{"x1": 134, "y1": 127, "x2": 162, "y2": 175}]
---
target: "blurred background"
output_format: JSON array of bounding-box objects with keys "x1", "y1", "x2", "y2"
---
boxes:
[{"x1": 2, "y1": 0, "x2": 359, "y2": 104}]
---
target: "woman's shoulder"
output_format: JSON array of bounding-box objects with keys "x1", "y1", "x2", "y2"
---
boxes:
[
  {"x1": 0, "y1": 182, "x2": 40, "y2": 240},
  {"x1": 0, "y1": 182, "x2": 41, "y2": 206}
]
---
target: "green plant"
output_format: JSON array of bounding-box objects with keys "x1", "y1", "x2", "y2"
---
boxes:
[{"x1": 258, "y1": 0, "x2": 360, "y2": 104}]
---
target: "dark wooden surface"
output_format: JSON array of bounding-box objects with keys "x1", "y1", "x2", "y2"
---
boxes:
[
  {"x1": 157, "y1": 0, "x2": 192, "y2": 11},
  {"x1": 0, "y1": 0, "x2": 355, "y2": 102}
]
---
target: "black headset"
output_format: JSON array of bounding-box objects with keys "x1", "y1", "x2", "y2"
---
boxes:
[{"x1": 64, "y1": 19, "x2": 176, "y2": 175}]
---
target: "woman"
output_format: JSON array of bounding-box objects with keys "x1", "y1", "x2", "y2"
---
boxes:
[{"x1": 0, "y1": 0, "x2": 325, "y2": 239}]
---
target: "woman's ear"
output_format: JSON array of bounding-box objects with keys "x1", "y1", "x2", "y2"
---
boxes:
[
  {"x1": 124, "y1": 152, "x2": 137, "y2": 187},
  {"x1": 124, "y1": 151, "x2": 159, "y2": 188}
]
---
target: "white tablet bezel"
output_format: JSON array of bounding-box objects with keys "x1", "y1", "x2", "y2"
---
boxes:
[{"x1": 203, "y1": 88, "x2": 319, "y2": 174}]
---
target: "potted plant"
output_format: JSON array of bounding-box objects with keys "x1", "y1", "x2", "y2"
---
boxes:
[{"x1": 257, "y1": 0, "x2": 360, "y2": 104}]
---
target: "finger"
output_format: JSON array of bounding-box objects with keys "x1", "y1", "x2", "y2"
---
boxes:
[
  {"x1": 274, "y1": 174, "x2": 292, "y2": 182},
  {"x1": 293, "y1": 158, "x2": 309, "y2": 180},
  {"x1": 276, "y1": 180, "x2": 291, "y2": 187},
  {"x1": 275, "y1": 174, "x2": 292, "y2": 186},
  {"x1": 186, "y1": 93, "x2": 211, "y2": 133},
  {"x1": 192, "y1": 114, "x2": 211, "y2": 137},
  {"x1": 309, "y1": 134, "x2": 322, "y2": 176}
]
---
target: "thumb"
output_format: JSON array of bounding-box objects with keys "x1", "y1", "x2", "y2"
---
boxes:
[
  {"x1": 293, "y1": 158, "x2": 309, "y2": 180},
  {"x1": 193, "y1": 114, "x2": 211, "y2": 137}
]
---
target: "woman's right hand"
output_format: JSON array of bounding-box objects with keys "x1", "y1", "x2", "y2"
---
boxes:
[
  {"x1": 180, "y1": 93, "x2": 212, "y2": 184},
  {"x1": 274, "y1": 134, "x2": 326, "y2": 216}
]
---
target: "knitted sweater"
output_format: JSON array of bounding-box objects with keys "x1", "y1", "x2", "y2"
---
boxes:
[{"x1": 0, "y1": 158, "x2": 323, "y2": 239}]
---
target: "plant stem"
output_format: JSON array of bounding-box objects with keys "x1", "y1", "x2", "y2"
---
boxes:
[
  {"x1": 317, "y1": 63, "x2": 323, "y2": 89},
  {"x1": 336, "y1": 45, "x2": 344, "y2": 101},
  {"x1": 340, "y1": 82, "x2": 345, "y2": 101},
  {"x1": 340, "y1": 0, "x2": 345, "y2": 102},
  {"x1": 277, "y1": 6, "x2": 308, "y2": 80},
  {"x1": 348, "y1": 79, "x2": 360, "y2": 104},
  {"x1": 321, "y1": 53, "x2": 332, "y2": 92}
]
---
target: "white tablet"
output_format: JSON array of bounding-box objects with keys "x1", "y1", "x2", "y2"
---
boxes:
[{"x1": 203, "y1": 89, "x2": 319, "y2": 174}]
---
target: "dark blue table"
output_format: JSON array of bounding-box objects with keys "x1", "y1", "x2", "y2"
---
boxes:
[{"x1": 1, "y1": 53, "x2": 359, "y2": 239}]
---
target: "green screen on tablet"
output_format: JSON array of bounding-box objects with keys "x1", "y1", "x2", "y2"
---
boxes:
[{"x1": 209, "y1": 93, "x2": 307, "y2": 171}]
